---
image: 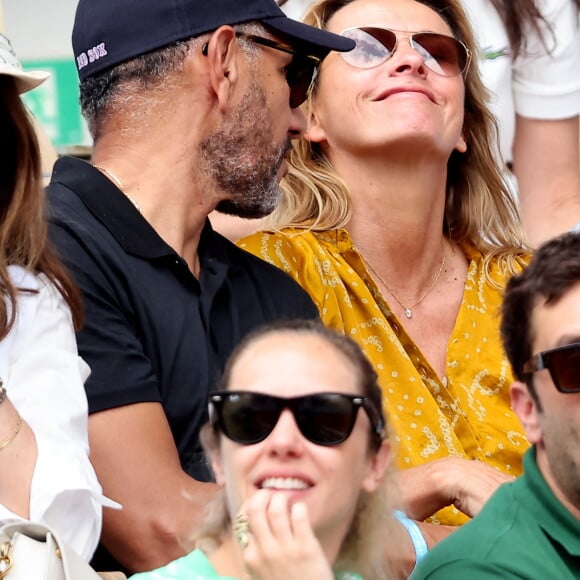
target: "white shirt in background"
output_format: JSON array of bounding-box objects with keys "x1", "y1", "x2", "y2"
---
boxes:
[{"x1": 0, "y1": 265, "x2": 118, "y2": 561}]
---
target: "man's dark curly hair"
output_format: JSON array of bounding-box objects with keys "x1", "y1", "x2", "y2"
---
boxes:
[{"x1": 501, "y1": 232, "x2": 580, "y2": 402}]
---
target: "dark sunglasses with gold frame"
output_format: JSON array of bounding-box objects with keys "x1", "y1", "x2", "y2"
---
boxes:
[
  {"x1": 202, "y1": 32, "x2": 320, "y2": 108},
  {"x1": 523, "y1": 342, "x2": 580, "y2": 394}
]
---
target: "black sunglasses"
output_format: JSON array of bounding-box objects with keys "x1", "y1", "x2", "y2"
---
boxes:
[
  {"x1": 523, "y1": 342, "x2": 580, "y2": 393},
  {"x1": 234, "y1": 33, "x2": 320, "y2": 108},
  {"x1": 340, "y1": 27, "x2": 471, "y2": 77},
  {"x1": 208, "y1": 391, "x2": 384, "y2": 446},
  {"x1": 202, "y1": 34, "x2": 319, "y2": 108}
]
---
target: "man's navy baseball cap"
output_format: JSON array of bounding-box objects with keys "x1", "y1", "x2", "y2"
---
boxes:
[{"x1": 72, "y1": 0, "x2": 354, "y2": 81}]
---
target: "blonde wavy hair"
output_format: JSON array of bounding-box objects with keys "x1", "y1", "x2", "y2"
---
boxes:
[{"x1": 266, "y1": 0, "x2": 528, "y2": 279}]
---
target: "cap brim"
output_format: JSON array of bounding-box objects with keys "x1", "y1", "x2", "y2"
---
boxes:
[
  {"x1": 263, "y1": 16, "x2": 355, "y2": 58},
  {"x1": 0, "y1": 66, "x2": 50, "y2": 94}
]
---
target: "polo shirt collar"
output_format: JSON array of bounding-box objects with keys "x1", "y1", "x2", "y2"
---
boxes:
[
  {"x1": 52, "y1": 157, "x2": 178, "y2": 260},
  {"x1": 51, "y1": 156, "x2": 237, "y2": 271},
  {"x1": 520, "y1": 447, "x2": 580, "y2": 556}
]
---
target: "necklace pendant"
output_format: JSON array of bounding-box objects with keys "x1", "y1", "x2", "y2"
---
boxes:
[{"x1": 404, "y1": 307, "x2": 413, "y2": 319}]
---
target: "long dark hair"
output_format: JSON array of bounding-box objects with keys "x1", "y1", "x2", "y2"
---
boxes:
[
  {"x1": 0, "y1": 76, "x2": 83, "y2": 337},
  {"x1": 489, "y1": 0, "x2": 561, "y2": 57}
]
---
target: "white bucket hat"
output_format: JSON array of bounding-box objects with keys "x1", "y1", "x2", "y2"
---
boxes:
[{"x1": 0, "y1": 33, "x2": 49, "y2": 93}]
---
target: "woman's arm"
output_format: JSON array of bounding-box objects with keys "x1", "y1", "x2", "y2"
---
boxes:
[
  {"x1": 0, "y1": 268, "x2": 114, "y2": 561},
  {"x1": 510, "y1": 0, "x2": 580, "y2": 246},
  {"x1": 0, "y1": 390, "x2": 37, "y2": 517},
  {"x1": 515, "y1": 116, "x2": 580, "y2": 247},
  {"x1": 397, "y1": 457, "x2": 514, "y2": 521}
]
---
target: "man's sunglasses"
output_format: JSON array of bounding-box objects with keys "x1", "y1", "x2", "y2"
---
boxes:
[
  {"x1": 208, "y1": 391, "x2": 384, "y2": 446},
  {"x1": 236, "y1": 32, "x2": 320, "y2": 108},
  {"x1": 523, "y1": 342, "x2": 580, "y2": 393},
  {"x1": 339, "y1": 27, "x2": 471, "y2": 77}
]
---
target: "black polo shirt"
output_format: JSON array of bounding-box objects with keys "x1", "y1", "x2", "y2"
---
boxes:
[{"x1": 47, "y1": 156, "x2": 319, "y2": 481}]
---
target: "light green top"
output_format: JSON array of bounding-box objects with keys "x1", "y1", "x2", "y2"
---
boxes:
[{"x1": 130, "y1": 549, "x2": 363, "y2": 580}]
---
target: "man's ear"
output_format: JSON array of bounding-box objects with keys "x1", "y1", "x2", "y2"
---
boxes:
[
  {"x1": 362, "y1": 440, "x2": 391, "y2": 493},
  {"x1": 203, "y1": 26, "x2": 240, "y2": 114},
  {"x1": 510, "y1": 381, "x2": 542, "y2": 445}
]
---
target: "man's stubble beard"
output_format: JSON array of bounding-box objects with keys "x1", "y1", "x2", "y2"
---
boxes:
[
  {"x1": 541, "y1": 413, "x2": 580, "y2": 511},
  {"x1": 200, "y1": 81, "x2": 291, "y2": 219}
]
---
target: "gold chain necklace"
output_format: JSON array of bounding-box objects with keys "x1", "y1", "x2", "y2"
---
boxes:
[
  {"x1": 364, "y1": 249, "x2": 446, "y2": 319},
  {"x1": 93, "y1": 164, "x2": 142, "y2": 214}
]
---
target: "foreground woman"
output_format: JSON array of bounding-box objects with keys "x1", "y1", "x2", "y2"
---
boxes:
[
  {"x1": 131, "y1": 320, "x2": 397, "y2": 579},
  {"x1": 239, "y1": 0, "x2": 530, "y2": 535}
]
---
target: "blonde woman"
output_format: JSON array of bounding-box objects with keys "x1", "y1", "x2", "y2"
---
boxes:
[
  {"x1": 239, "y1": 0, "x2": 531, "y2": 547},
  {"x1": 273, "y1": 0, "x2": 580, "y2": 247}
]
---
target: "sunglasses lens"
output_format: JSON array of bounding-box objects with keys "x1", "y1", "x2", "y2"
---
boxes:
[
  {"x1": 340, "y1": 27, "x2": 468, "y2": 76},
  {"x1": 548, "y1": 346, "x2": 580, "y2": 392},
  {"x1": 287, "y1": 57, "x2": 317, "y2": 108},
  {"x1": 340, "y1": 27, "x2": 396, "y2": 69},
  {"x1": 217, "y1": 393, "x2": 279, "y2": 444},
  {"x1": 296, "y1": 394, "x2": 358, "y2": 445},
  {"x1": 412, "y1": 33, "x2": 467, "y2": 76}
]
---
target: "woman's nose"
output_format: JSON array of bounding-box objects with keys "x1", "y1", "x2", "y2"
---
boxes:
[
  {"x1": 385, "y1": 37, "x2": 428, "y2": 77},
  {"x1": 265, "y1": 409, "x2": 305, "y2": 456}
]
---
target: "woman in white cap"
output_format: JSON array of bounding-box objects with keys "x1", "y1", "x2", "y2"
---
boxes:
[{"x1": 0, "y1": 33, "x2": 114, "y2": 561}]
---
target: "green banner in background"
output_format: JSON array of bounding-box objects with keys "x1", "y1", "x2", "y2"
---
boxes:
[{"x1": 20, "y1": 57, "x2": 91, "y2": 151}]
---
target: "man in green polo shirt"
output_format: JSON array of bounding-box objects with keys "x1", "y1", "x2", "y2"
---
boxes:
[{"x1": 412, "y1": 232, "x2": 580, "y2": 579}]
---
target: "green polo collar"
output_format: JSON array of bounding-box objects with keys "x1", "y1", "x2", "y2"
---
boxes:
[{"x1": 519, "y1": 447, "x2": 580, "y2": 557}]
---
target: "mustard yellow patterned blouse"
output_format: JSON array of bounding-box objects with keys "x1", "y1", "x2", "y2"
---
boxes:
[{"x1": 238, "y1": 228, "x2": 530, "y2": 526}]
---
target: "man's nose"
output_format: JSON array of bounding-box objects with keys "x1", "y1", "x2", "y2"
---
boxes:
[{"x1": 289, "y1": 105, "x2": 307, "y2": 138}]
